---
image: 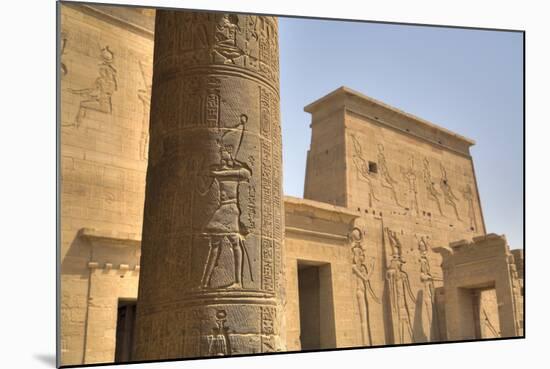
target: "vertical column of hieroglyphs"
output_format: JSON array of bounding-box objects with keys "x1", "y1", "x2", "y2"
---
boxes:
[{"x1": 133, "y1": 11, "x2": 284, "y2": 360}]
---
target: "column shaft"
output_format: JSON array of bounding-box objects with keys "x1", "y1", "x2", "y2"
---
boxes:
[{"x1": 133, "y1": 10, "x2": 285, "y2": 359}]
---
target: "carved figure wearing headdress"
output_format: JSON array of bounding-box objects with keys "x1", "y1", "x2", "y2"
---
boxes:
[
  {"x1": 70, "y1": 46, "x2": 118, "y2": 127},
  {"x1": 422, "y1": 158, "x2": 443, "y2": 216},
  {"x1": 349, "y1": 228, "x2": 379, "y2": 345},
  {"x1": 199, "y1": 114, "x2": 253, "y2": 290},
  {"x1": 350, "y1": 134, "x2": 379, "y2": 207},
  {"x1": 214, "y1": 14, "x2": 245, "y2": 64},
  {"x1": 377, "y1": 144, "x2": 403, "y2": 207}
]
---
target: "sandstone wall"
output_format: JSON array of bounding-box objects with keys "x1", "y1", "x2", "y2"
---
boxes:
[
  {"x1": 59, "y1": 5, "x2": 521, "y2": 365},
  {"x1": 303, "y1": 87, "x2": 492, "y2": 344},
  {"x1": 59, "y1": 3, "x2": 153, "y2": 365}
]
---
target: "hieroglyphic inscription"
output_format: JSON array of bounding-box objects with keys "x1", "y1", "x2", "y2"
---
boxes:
[
  {"x1": 261, "y1": 139, "x2": 273, "y2": 238},
  {"x1": 261, "y1": 306, "x2": 277, "y2": 335},
  {"x1": 260, "y1": 306, "x2": 279, "y2": 352},
  {"x1": 174, "y1": 76, "x2": 222, "y2": 130},
  {"x1": 207, "y1": 310, "x2": 232, "y2": 356},
  {"x1": 273, "y1": 241, "x2": 282, "y2": 293},
  {"x1": 262, "y1": 239, "x2": 274, "y2": 292},
  {"x1": 260, "y1": 87, "x2": 272, "y2": 137},
  {"x1": 270, "y1": 89, "x2": 284, "y2": 291}
]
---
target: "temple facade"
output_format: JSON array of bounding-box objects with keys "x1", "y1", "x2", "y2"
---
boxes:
[{"x1": 59, "y1": 4, "x2": 524, "y2": 366}]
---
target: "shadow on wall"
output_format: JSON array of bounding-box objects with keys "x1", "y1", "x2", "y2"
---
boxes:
[
  {"x1": 412, "y1": 289, "x2": 428, "y2": 343},
  {"x1": 61, "y1": 232, "x2": 92, "y2": 278}
]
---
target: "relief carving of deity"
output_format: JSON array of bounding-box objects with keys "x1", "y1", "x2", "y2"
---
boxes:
[
  {"x1": 350, "y1": 134, "x2": 379, "y2": 207},
  {"x1": 386, "y1": 229, "x2": 416, "y2": 344},
  {"x1": 213, "y1": 14, "x2": 245, "y2": 64},
  {"x1": 69, "y1": 46, "x2": 118, "y2": 128},
  {"x1": 349, "y1": 227, "x2": 379, "y2": 345},
  {"x1": 417, "y1": 236, "x2": 442, "y2": 339},
  {"x1": 422, "y1": 158, "x2": 443, "y2": 216},
  {"x1": 401, "y1": 156, "x2": 420, "y2": 215},
  {"x1": 377, "y1": 144, "x2": 403, "y2": 207},
  {"x1": 461, "y1": 183, "x2": 477, "y2": 231}
]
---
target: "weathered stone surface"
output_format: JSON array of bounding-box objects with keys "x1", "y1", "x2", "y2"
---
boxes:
[
  {"x1": 59, "y1": 4, "x2": 523, "y2": 365},
  {"x1": 132, "y1": 10, "x2": 285, "y2": 360},
  {"x1": 440, "y1": 234, "x2": 523, "y2": 339},
  {"x1": 59, "y1": 3, "x2": 153, "y2": 365}
]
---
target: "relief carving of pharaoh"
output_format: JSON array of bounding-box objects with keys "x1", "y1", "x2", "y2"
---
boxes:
[{"x1": 198, "y1": 114, "x2": 253, "y2": 290}]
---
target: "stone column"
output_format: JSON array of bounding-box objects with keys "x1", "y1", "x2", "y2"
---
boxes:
[{"x1": 133, "y1": 10, "x2": 285, "y2": 360}]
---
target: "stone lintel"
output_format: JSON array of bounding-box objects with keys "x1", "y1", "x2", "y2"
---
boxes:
[
  {"x1": 446, "y1": 232, "x2": 512, "y2": 265},
  {"x1": 285, "y1": 226, "x2": 349, "y2": 242},
  {"x1": 284, "y1": 196, "x2": 359, "y2": 245},
  {"x1": 472, "y1": 233, "x2": 506, "y2": 244},
  {"x1": 449, "y1": 239, "x2": 471, "y2": 250},
  {"x1": 284, "y1": 195, "x2": 359, "y2": 222}
]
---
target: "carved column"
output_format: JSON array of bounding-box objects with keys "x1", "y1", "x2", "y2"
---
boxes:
[{"x1": 133, "y1": 11, "x2": 284, "y2": 360}]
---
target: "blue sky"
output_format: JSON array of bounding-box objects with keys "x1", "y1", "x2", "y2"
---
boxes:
[{"x1": 278, "y1": 17, "x2": 523, "y2": 248}]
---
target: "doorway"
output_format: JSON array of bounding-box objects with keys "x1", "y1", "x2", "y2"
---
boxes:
[
  {"x1": 297, "y1": 261, "x2": 336, "y2": 350},
  {"x1": 114, "y1": 299, "x2": 137, "y2": 362}
]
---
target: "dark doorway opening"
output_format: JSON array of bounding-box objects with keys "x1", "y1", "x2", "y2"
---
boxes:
[
  {"x1": 115, "y1": 299, "x2": 137, "y2": 362},
  {"x1": 297, "y1": 261, "x2": 336, "y2": 350}
]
